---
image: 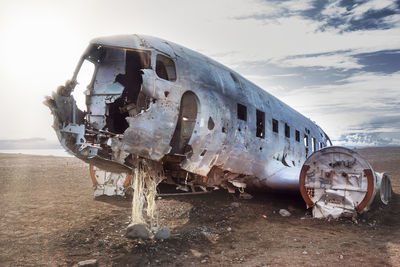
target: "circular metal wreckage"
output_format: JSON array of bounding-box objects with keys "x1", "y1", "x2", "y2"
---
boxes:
[{"x1": 299, "y1": 146, "x2": 392, "y2": 219}]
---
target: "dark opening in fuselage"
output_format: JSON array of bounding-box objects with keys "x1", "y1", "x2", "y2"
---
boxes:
[
  {"x1": 106, "y1": 50, "x2": 150, "y2": 134},
  {"x1": 170, "y1": 92, "x2": 199, "y2": 155}
]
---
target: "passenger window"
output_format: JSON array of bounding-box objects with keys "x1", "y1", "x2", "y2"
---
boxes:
[
  {"x1": 304, "y1": 134, "x2": 309, "y2": 147},
  {"x1": 285, "y1": 123, "x2": 290, "y2": 138},
  {"x1": 272, "y1": 119, "x2": 279, "y2": 133},
  {"x1": 237, "y1": 103, "x2": 247, "y2": 121},
  {"x1": 156, "y1": 54, "x2": 176, "y2": 81},
  {"x1": 319, "y1": 142, "x2": 323, "y2": 149},
  {"x1": 256, "y1": 110, "x2": 265, "y2": 138},
  {"x1": 295, "y1": 130, "x2": 300, "y2": 142},
  {"x1": 312, "y1": 137, "x2": 316, "y2": 152}
]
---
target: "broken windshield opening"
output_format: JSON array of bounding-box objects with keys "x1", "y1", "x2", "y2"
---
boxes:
[
  {"x1": 106, "y1": 50, "x2": 151, "y2": 133},
  {"x1": 72, "y1": 59, "x2": 95, "y2": 112},
  {"x1": 71, "y1": 44, "x2": 154, "y2": 134}
]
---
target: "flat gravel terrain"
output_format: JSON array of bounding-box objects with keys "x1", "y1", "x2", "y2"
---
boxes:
[{"x1": 0, "y1": 147, "x2": 399, "y2": 266}]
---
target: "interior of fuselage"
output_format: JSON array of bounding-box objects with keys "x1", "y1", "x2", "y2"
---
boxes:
[
  {"x1": 169, "y1": 91, "x2": 198, "y2": 155},
  {"x1": 106, "y1": 50, "x2": 151, "y2": 134},
  {"x1": 76, "y1": 46, "x2": 199, "y2": 184}
]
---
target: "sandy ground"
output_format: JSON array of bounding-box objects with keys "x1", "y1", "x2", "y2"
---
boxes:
[{"x1": 0, "y1": 147, "x2": 399, "y2": 266}]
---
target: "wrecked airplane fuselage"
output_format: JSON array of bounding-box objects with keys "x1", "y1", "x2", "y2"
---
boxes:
[{"x1": 45, "y1": 34, "x2": 391, "y2": 219}]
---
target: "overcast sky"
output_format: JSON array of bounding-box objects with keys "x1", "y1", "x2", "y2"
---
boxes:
[{"x1": 0, "y1": 0, "x2": 399, "y2": 147}]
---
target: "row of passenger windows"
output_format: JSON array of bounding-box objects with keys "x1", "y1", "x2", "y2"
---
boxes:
[
  {"x1": 155, "y1": 55, "x2": 327, "y2": 152},
  {"x1": 236, "y1": 103, "x2": 325, "y2": 151}
]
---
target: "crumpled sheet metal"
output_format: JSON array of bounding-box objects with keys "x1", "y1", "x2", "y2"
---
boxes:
[
  {"x1": 299, "y1": 146, "x2": 392, "y2": 218},
  {"x1": 46, "y1": 34, "x2": 332, "y2": 195},
  {"x1": 375, "y1": 172, "x2": 392, "y2": 205},
  {"x1": 123, "y1": 99, "x2": 179, "y2": 161},
  {"x1": 90, "y1": 165, "x2": 131, "y2": 197}
]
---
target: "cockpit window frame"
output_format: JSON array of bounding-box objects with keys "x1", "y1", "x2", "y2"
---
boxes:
[
  {"x1": 155, "y1": 53, "x2": 177, "y2": 82},
  {"x1": 72, "y1": 44, "x2": 153, "y2": 89}
]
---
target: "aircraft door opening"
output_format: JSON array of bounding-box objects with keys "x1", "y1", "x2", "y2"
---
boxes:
[{"x1": 170, "y1": 91, "x2": 199, "y2": 155}]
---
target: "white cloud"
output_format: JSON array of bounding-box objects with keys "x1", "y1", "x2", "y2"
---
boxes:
[
  {"x1": 334, "y1": 132, "x2": 400, "y2": 147},
  {"x1": 321, "y1": 1, "x2": 349, "y2": 17},
  {"x1": 0, "y1": 0, "x2": 399, "y2": 148},
  {"x1": 212, "y1": 16, "x2": 400, "y2": 70},
  {"x1": 351, "y1": 0, "x2": 395, "y2": 19},
  {"x1": 280, "y1": 53, "x2": 363, "y2": 70},
  {"x1": 279, "y1": 71, "x2": 400, "y2": 144},
  {"x1": 271, "y1": 73, "x2": 299, "y2": 77},
  {"x1": 280, "y1": 0, "x2": 315, "y2": 11},
  {"x1": 382, "y1": 13, "x2": 400, "y2": 27}
]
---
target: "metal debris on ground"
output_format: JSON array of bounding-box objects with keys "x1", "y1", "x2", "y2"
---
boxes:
[{"x1": 299, "y1": 147, "x2": 392, "y2": 219}]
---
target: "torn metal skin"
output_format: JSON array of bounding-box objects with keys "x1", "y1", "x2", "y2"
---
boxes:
[{"x1": 45, "y1": 34, "x2": 391, "y2": 219}]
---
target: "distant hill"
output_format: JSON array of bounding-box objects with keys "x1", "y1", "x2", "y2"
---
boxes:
[{"x1": 0, "y1": 138, "x2": 62, "y2": 150}]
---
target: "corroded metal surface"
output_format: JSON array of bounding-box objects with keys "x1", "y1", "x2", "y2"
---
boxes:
[
  {"x1": 89, "y1": 164, "x2": 131, "y2": 197},
  {"x1": 45, "y1": 34, "x2": 393, "y2": 215},
  {"x1": 299, "y1": 146, "x2": 392, "y2": 218}
]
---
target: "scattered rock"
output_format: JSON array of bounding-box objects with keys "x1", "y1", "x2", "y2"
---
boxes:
[
  {"x1": 231, "y1": 202, "x2": 240, "y2": 208},
  {"x1": 97, "y1": 240, "x2": 104, "y2": 247},
  {"x1": 201, "y1": 258, "x2": 207, "y2": 263},
  {"x1": 279, "y1": 209, "x2": 291, "y2": 217},
  {"x1": 190, "y1": 249, "x2": 202, "y2": 257},
  {"x1": 126, "y1": 223, "x2": 150, "y2": 240},
  {"x1": 154, "y1": 226, "x2": 171, "y2": 240},
  {"x1": 239, "y1": 192, "x2": 253, "y2": 199},
  {"x1": 111, "y1": 243, "x2": 122, "y2": 249},
  {"x1": 227, "y1": 227, "x2": 232, "y2": 232},
  {"x1": 302, "y1": 251, "x2": 308, "y2": 255},
  {"x1": 339, "y1": 255, "x2": 344, "y2": 260},
  {"x1": 75, "y1": 259, "x2": 98, "y2": 267}
]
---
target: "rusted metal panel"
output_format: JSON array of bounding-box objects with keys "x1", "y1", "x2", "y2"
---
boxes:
[{"x1": 299, "y1": 146, "x2": 392, "y2": 218}]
